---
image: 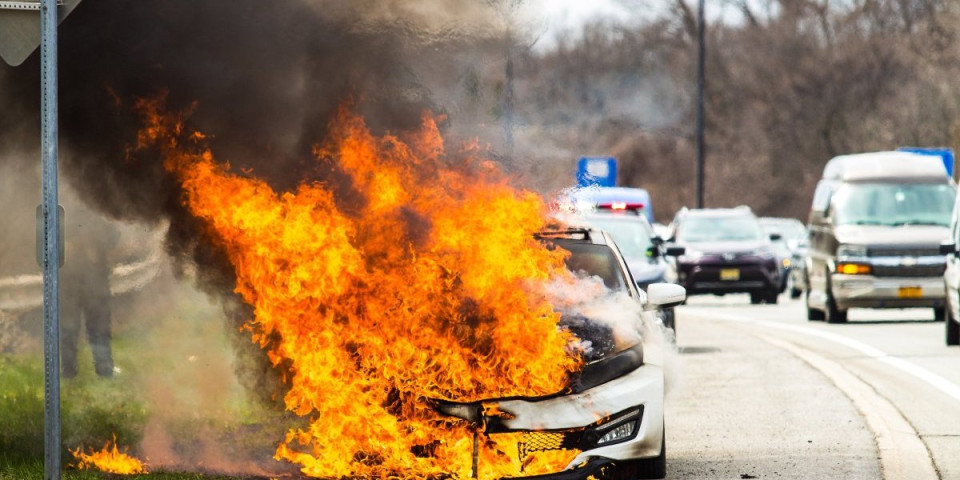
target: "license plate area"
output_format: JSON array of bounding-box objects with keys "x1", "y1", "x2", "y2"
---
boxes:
[
  {"x1": 898, "y1": 286, "x2": 922, "y2": 298},
  {"x1": 720, "y1": 268, "x2": 740, "y2": 281}
]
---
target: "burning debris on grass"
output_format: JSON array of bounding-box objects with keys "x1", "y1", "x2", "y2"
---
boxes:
[{"x1": 71, "y1": 435, "x2": 148, "y2": 475}]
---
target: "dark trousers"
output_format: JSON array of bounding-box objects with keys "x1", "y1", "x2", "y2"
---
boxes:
[{"x1": 61, "y1": 294, "x2": 113, "y2": 378}]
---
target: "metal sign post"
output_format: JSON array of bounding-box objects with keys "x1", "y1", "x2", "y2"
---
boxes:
[{"x1": 39, "y1": 0, "x2": 61, "y2": 477}]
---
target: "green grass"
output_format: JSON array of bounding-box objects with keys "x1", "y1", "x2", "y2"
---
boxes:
[{"x1": 0, "y1": 284, "x2": 301, "y2": 479}]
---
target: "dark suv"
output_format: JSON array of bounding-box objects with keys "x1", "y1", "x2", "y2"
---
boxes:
[{"x1": 670, "y1": 207, "x2": 782, "y2": 304}]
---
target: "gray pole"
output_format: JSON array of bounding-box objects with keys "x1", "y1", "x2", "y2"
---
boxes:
[
  {"x1": 40, "y1": 0, "x2": 61, "y2": 477},
  {"x1": 695, "y1": 0, "x2": 706, "y2": 209}
]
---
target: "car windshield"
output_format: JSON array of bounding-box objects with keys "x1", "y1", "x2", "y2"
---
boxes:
[
  {"x1": 581, "y1": 217, "x2": 653, "y2": 259},
  {"x1": 677, "y1": 214, "x2": 765, "y2": 243},
  {"x1": 550, "y1": 239, "x2": 629, "y2": 292},
  {"x1": 832, "y1": 182, "x2": 955, "y2": 227}
]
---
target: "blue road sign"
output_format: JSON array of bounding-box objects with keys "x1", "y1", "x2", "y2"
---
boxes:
[{"x1": 577, "y1": 157, "x2": 617, "y2": 187}]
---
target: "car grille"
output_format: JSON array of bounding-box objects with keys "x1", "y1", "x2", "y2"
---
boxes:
[
  {"x1": 867, "y1": 246, "x2": 941, "y2": 257},
  {"x1": 517, "y1": 431, "x2": 580, "y2": 464},
  {"x1": 871, "y1": 264, "x2": 946, "y2": 277}
]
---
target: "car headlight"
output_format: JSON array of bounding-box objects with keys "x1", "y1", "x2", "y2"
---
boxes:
[{"x1": 836, "y1": 244, "x2": 868, "y2": 258}]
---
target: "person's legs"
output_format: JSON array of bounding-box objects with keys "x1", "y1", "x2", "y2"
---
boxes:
[
  {"x1": 84, "y1": 298, "x2": 114, "y2": 378},
  {"x1": 60, "y1": 298, "x2": 81, "y2": 379}
]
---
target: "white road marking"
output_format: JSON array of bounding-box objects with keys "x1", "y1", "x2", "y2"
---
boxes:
[
  {"x1": 689, "y1": 309, "x2": 960, "y2": 404},
  {"x1": 758, "y1": 333, "x2": 939, "y2": 480}
]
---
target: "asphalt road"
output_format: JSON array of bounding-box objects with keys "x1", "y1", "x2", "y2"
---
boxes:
[{"x1": 665, "y1": 294, "x2": 960, "y2": 480}]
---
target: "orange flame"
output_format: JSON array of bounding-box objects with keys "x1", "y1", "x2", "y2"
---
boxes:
[
  {"x1": 71, "y1": 435, "x2": 147, "y2": 475},
  {"x1": 135, "y1": 97, "x2": 587, "y2": 479}
]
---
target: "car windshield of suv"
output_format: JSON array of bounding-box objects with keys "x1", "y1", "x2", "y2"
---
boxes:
[
  {"x1": 832, "y1": 183, "x2": 955, "y2": 227},
  {"x1": 677, "y1": 214, "x2": 765, "y2": 243},
  {"x1": 581, "y1": 217, "x2": 653, "y2": 259},
  {"x1": 550, "y1": 239, "x2": 629, "y2": 292}
]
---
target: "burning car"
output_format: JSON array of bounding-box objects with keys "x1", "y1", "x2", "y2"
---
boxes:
[{"x1": 433, "y1": 228, "x2": 685, "y2": 480}]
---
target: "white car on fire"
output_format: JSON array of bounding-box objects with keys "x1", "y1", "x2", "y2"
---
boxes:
[{"x1": 433, "y1": 228, "x2": 684, "y2": 480}]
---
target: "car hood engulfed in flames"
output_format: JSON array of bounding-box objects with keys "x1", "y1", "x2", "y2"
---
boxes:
[{"x1": 136, "y1": 98, "x2": 643, "y2": 479}]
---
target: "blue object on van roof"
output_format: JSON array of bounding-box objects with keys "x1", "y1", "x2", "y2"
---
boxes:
[
  {"x1": 896, "y1": 147, "x2": 955, "y2": 178},
  {"x1": 569, "y1": 186, "x2": 654, "y2": 223},
  {"x1": 577, "y1": 157, "x2": 618, "y2": 188}
]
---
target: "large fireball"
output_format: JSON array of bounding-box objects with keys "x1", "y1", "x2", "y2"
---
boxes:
[{"x1": 136, "y1": 98, "x2": 586, "y2": 479}]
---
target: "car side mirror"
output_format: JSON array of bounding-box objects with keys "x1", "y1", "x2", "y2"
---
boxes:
[
  {"x1": 645, "y1": 283, "x2": 686, "y2": 310},
  {"x1": 940, "y1": 241, "x2": 957, "y2": 255},
  {"x1": 769, "y1": 233, "x2": 783, "y2": 242},
  {"x1": 665, "y1": 245, "x2": 685, "y2": 256}
]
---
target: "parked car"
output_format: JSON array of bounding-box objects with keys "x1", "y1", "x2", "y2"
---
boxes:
[
  {"x1": 432, "y1": 227, "x2": 685, "y2": 479},
  {"x1": 938, "y1": 189, "x2": 960, "y2": 345},
  {"x1": 572, "y1": 210, "x2": 684, "y2": 329},
  {"x1": 670, "y1": 207, "x2": 782, "y2": 304},
  {"x1": 759, "y1": 217, "x2": 809, "y2": 298},
  {"x1": 806, "y1": 151, "x2": 955, "y2": 323}
]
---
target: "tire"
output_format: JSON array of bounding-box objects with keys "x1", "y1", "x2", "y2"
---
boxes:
[
  {"x1": 806, "y1": 288, "x2": 824, "y2": 320},
  {"x1": 805, "y1": 273, "x2": 824, "y2": 320},
  {"x1": 660, "y1": 308, "x2": 676, "y2": 332},
  {"x1": 764, "y1": 289, "x2": 779, "y2": 304},
  {"x1": 790, "y1": 286, "x2": 802, "y2": 299},
  {"x1": 824, "y1": 273, "x2": 847, "y2": 324},
  {"x1": 946, "y1": 305, "x2": 960, "y2": 346},
  {"x1": 749, "y1": 293, "x2": 763, "y2": 305},
  {"x1": 934, "y1": 307, "x2": 945, "y2": 322},
  {"x1": 632, "y1": 426, "x2": 666, "y2": 479}
]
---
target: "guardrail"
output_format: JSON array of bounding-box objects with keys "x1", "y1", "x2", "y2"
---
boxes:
[{"x1": 0, "y1": 250, "x2": 163, "y2": 312}]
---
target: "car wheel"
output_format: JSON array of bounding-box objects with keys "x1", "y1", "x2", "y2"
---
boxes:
[
  {"x1": 934, "y1": 307, "x2": 945, "y2": 322},
  {"x1": 764, "y1": 289, "x2": 779, "y2": 304},
  {"x1": 660, "y1": 308, "x2": 676, "y2": 332},
  {"x1": 824, "y1": 273, "x2": 847, "y2": 324},
  {"x1": 946, "y1": 305, "x2": 960, "y2": 346},
  {"x1": 805, "y1": 274, "x2": 824, "y2": 320},
  {"x1": 630, "y1": 425, "x2": 666, "y2": 479},
  {"x1": 749, "y1": 293, "x2": 763, "y2": 305},
  {"x1": 790, "y1": 286, "x2": 802, "y2": 299}
]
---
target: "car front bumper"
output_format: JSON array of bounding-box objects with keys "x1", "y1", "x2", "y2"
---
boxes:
[
  {"x1": 678, "y1": 261, "x2": 780, "y2": 295},
  {"x1": 831, "y1": 274, "x2": 945, "y2": 309},
  {"x1": 491, "y1": 362, "x2": 664, "y2": 467}
]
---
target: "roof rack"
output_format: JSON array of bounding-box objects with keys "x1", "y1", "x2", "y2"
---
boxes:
[{"x1": 534, "y1": 228, "x2": 595, "y2": 242}]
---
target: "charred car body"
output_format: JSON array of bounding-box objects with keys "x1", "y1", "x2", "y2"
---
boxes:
[
  {"x1": 806, "y1": 152, "x2": 955, "y2": 323},
  {"x1": 432, "y1": 228, "x2": 685, "y2": 480}
]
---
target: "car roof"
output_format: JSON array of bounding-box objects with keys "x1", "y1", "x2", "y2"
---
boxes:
[
  {"x1": 823, "y1": 151, "x2": 948, "y2": 181},
  {"x1": 680, "y1": 207, "x2": 755, "y2": 218}
]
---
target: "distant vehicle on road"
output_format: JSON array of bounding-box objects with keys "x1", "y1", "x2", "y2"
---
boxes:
[
  {"x1": 566, "y1": 186, "x2": 655, "y2": 224},
  {"x1": 434, "y1": 227, "x2": 685, "y2": 480},
  {"x1": 937, "y1": 189, "x2": 960, "y2": 345},
  {"x1": 805, "y1": 151, "x2": 955, "y2": 323},
  {"x1": 759, "y1": 217, "x2": 809, "y2": 298},
  {"x1": 670, "y1": 207, "x2": 782, "y2": 304},
  {"x1": 571, "y1": 208, "x2": 684, "y2": 329}
]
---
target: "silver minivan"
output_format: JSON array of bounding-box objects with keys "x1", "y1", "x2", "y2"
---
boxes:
[{"x1": 805, "y1": 152, "x2": 955, "y2": 323}]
